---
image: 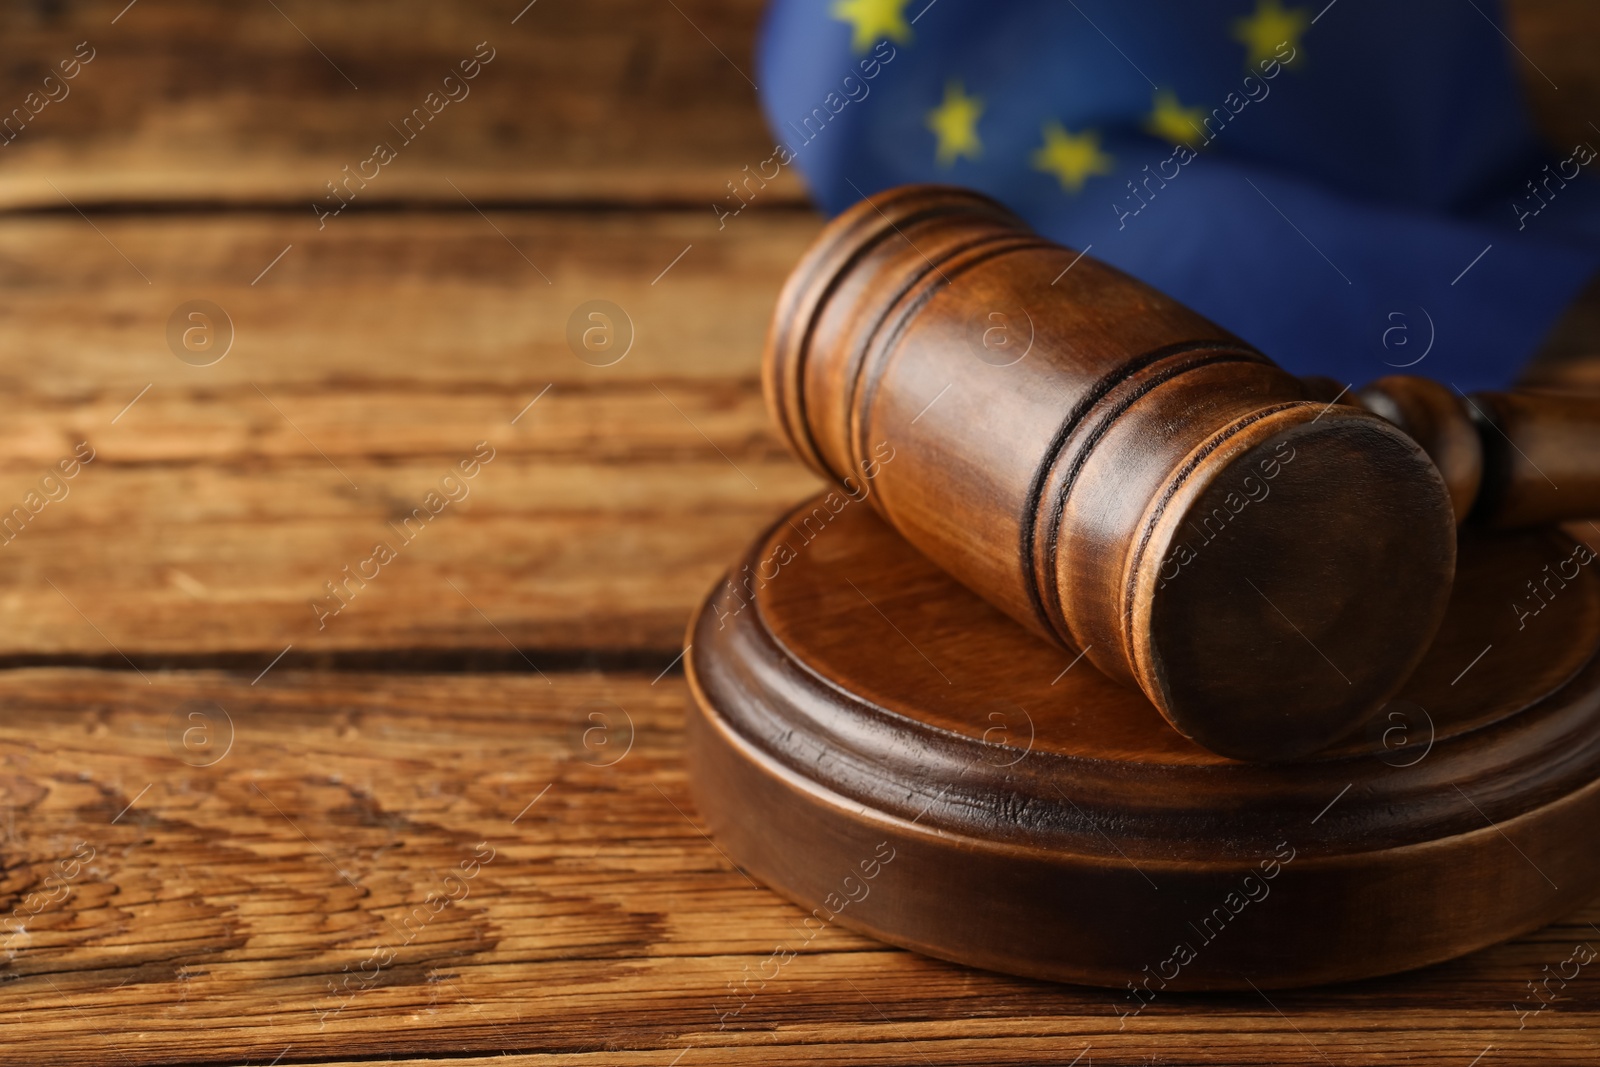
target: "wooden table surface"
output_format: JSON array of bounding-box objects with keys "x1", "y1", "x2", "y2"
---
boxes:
[{"x1": 2, "y1": 2, "x2": 1598, "y2": 1063}]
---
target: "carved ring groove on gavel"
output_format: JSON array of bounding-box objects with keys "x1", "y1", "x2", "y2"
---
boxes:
[{"x1": 763, "y1": 184, "x2": 1600, "y2": 761}]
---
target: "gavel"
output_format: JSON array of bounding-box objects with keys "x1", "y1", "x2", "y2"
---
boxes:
[{"x1": 763, "y1": 184, "x2": 1600, "y2": 761}]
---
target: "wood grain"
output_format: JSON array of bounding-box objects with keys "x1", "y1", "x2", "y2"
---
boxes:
[
  {"x1": 1349, "y1": 377, "x2": 1600, "y2": 530},
  {"x1": 1, "y1": 667, "x2": 1598, "y2": 1066},
  {"x1": 0, "y1": 0, "x2": 805, "y2": 210},
  {"x1": 689, "y1": 494, "x2": 1600, "y2": 988},
  {"x1": 0, "y1": 211, "x2": 823, "y2": 662},
  {"x1": 0, "y1": 1, "x2": 1587, "y2": 212},
  {"x1": 0, "y1": 0, "x2": 1596, "y2": 1061},
  {"x1": 0, "y1": 210, "x2": 818, "y2": 395},
  {"x1": 764, "y1": 185, "x2": 1458, "y2": 760},
  {"x1": 1463, "y1": 390, "x2": 1600, "y2": 528}
]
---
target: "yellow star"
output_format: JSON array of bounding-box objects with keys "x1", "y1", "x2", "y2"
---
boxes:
[
  {"x1": 1146, "y1": 89, "x2": 1207, "y2": 149},
  {"x1": 926, "y1": 82, "x2": 983, "y2": 166},
  {"x1": 1031, "y1": 122, "x2": 1113, "y2": 194},
  {"x1": 831, "y1": 0, "x2": 913, "y2": 54},
  {"x1": 1232, "y1": 0, "x2": 1309, "y2": 67}
]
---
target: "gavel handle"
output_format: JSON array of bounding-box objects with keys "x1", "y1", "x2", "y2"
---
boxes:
[{"x1": 1303, "y1": 375, "x2": 1600, "y2": 527}]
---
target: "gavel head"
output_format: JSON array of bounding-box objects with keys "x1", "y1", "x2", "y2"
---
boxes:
[{"x1": 764, "y1": 185, "x2": 1456, "y2": 761}]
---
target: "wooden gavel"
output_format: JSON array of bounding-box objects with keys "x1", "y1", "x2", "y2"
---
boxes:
[{"x1": 764, "y1": 185, "x2": 1600, "y2": 761}]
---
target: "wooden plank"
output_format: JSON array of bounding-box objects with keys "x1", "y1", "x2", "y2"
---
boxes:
[
  {"x1": 0, "y1": 448, "x2": 818, "y2": 660},
  {"x1": 0, "y1": 1, "x2": 1589, "y2": 212},
  {"x1": 0, "y1": 210, "x2": 822, "y2": 661},
  {"x1": 0, "y1": 667, "x2": 1596, "y2": 1065},
  {"x1": 0, "y1": 0, "x2": 804, "y2": 210},
  {"x1": 0, "y1": 210, "x2": 819, "y2": 394},
  {"x1": 0, "y1": 395, "x2": 822, "y2": 659},
  {"x1": 0, "y1": 204, "x2": 1590, "y2": 662}
]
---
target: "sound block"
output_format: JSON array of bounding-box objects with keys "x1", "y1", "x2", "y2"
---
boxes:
[{"x1": 685, "y1": 494, "x2": 1600, "y2": 991}]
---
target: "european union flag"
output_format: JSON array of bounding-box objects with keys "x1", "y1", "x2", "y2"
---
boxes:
[{"x1": 754, "y1": 0, "x2": 1600, "y2": 391}]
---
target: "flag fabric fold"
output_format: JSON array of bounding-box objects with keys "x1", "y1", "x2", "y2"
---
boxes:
[{"x1": 754, "y1": 0, "x2": 1600, "y2": 390}]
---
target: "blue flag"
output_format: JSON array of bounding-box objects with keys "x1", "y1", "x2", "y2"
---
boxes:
[{"x1": 752, "y1": 0, "x2": 1600, "y2": 391}]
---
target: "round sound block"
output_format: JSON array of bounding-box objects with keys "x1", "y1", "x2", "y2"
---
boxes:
[{"x1": 685, "y1": 494, "x2": 1600, "y2": 991}]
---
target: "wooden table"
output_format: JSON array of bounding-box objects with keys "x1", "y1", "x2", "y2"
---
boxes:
[{"x1": 1, "y1": 2, "x2": 1597, "y2": 1063}]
